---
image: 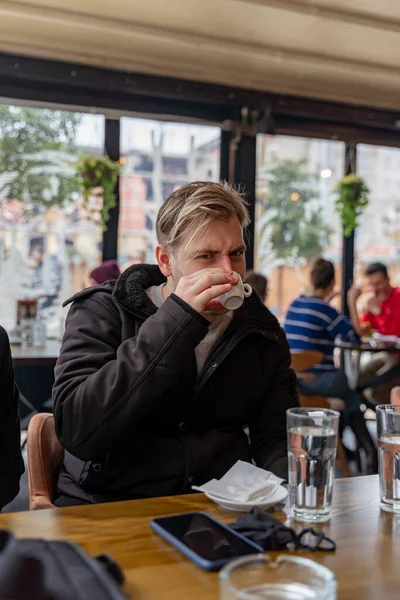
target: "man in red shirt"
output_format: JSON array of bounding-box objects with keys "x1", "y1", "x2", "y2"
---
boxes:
[
  {"x1": 361, "y1": 263, "x2": 400, "y2": 337},
  {"x1": 359, "y1": 263, "x2": 400, "y2": 404}
]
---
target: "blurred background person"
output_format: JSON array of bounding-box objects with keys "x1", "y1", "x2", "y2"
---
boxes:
[
  {"x1": 89, "y1": 260, "x2": 121, "y2": 286},
  {"x1": 284, "y1": 258, "x2": 364, "y2": 401},
  {"x1": 244, "y1": 271, "x2": 268, "y2": 305},
  {"x1": 284, "y1": 257, "x2": 376, "y2": 471},
  {"x1": 356, "y1": 262, "x2": 400, "y2": 405},
  {"x1": 360, "y1": 262, "x2": 400, "y2": 337}
]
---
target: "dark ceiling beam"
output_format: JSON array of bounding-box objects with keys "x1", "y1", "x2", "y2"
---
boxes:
[
  {"x1": 274, "y1": 116, "x2": 400, "y2": 148},
  {"x1": 1, "y1": 52, "x2": 400, "y2": 132},
  {"x1": 0, "y1": 76, "x2": 234, "y2": 124},
  {"x1": 270, "y1": 97, "x2": 400, "y2": 131}
]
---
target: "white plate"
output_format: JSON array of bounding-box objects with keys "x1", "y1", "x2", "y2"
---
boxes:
[{"x1": 204, "y1": 485, "x2": 288, "y2": 512}]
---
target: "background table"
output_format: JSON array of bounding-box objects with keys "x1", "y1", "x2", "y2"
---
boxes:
[
  {"x1": 11, "y1": 340, "x2": 60, "y2": 366},
  {"x1": 0, "y1": 476, "x2": 398, "y2": 599},
  {"x1": 335, "y1": 339, "x2": 400, "y2": 390},
  {"x1": 11, "y1": 341, "x2": 60, "y2": 418}
]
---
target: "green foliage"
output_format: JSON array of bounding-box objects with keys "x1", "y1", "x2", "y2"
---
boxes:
[
  {"x1": 0, "y1": 106, "x2": 82, "y2": 207},
  {"x1": 0, "y1": 107, "x2": 121, "y2": 230},
  {"x1": 259, "y1": 161, "x2": 333, "y2": 261},
  {"x1": 334, "y1": 174, "x2": 369, "y2": 237},
  {"x1": 76, "y1": 154, "x2": 121, "y2": 231}
]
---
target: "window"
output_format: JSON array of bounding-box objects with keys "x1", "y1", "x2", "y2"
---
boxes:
[
  {"x1": 162, "y1": 156, "x2": 187, "y2": 175},
  {"x1": 356, "y1": 144, "x2": 400, "y2": 286},
  {"x1": 0, "y1": 106, "x2": 104, "y2": 336},
  {"x1": 145, "y1": 215, "x2": 153, "y2": 231},
  {"x1": 118, "y1": 117, "x2": 220, "y2": 267},
  {"x1": 255, "y1": 135, "x2": 345, "y2": 318}
]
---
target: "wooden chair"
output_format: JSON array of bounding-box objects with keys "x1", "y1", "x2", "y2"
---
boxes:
[
  {"x1": 290, "y1": 350, "x2": 324, "y2": 376},
  {"x1": 290, "y1": 349, "x2": 345, "y2": 409},
  {"x1": 290, "y1": 350, "x2": 351, "y2": 477},
  {"x1": 27, "y1": 413, "x2": 64, "y2": 510}
]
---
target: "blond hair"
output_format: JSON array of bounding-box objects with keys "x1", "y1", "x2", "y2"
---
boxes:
[{"x1": 156, "y1": 181, "x2": 250, "y2": 251}]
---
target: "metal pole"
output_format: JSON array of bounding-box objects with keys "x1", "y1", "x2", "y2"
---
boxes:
[
  {"x1": 235, "y1": 134, "x2": 256, "y2": 271},
  {"x1": 219, "y1": 126, "x2": 256, "y2": 270},
  {"x1": 219, "y1": 129, "x2": 231, "y2": 183},
  {"x1": 102, "y1": 118, "x2": 120, "y2": 262},
  {"x1": 341, "y1": 143, "x2": 357, "y2": 316}
]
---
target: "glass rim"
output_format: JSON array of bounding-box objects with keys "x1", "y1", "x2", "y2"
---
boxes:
[
  {"x1": 219, "y1": 555, "x2": 336, "y2": 599},
  {"x1": 287, "y1": 407, "x2": 340, "y2": 418},
  {"x1": 376, "y1": 404, "x2": 400, "y2": 412}
]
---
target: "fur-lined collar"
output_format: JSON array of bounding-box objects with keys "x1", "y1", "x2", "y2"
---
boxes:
[
  {"x1": 63, "y1": 264, "x2": 165, "y2": 316},
  {"x1": 112, "y1": 264, "x2": 166, "y2": 317}
]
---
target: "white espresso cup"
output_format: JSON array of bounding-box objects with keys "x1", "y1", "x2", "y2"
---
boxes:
[{"x1": 218, "y1": 271, "x2": 252, "y2": 310}]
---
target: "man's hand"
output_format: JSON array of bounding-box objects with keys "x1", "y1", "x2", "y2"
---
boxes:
[
  {"x1": 174, "y1": 269, "x2": 238, "y2": 315},
  {"x1": 360, "y1": 321, "x2": 374, "y2": 336},
  {"x1": 347, "y1": 284, "x2": 362, "y2": 305}
]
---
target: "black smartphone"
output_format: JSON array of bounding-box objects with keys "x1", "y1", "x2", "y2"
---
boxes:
[{"x1": 151, "y1": 511, "x2": 263, "y2": 571}]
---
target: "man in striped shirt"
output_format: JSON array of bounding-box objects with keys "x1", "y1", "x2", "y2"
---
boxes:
[
  {"x1": 284, "y1": 258, "x2": 377, "y2": 472},
  {"x1": 284, "y1": 258, "x2": 363, "y2": 411}
]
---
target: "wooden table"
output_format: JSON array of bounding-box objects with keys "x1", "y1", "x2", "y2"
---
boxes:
[
  {"x1": 11, "y1": 340, "x2": 60, "y2": 366},
  {"x1": 0, "y1": 476, "x2": 398, "y2": 599}
]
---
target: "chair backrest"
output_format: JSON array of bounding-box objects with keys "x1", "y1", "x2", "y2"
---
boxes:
[
  {"x1": 391, "y1": 386, "x2": 400, "y2": 405},
  {"x1": 27, "y1": 413, "x2": 64, "y2": 510},
  {"x1": 298, "y1": 394, "x2": 331, "y2": 409},
  {"x1": 290, "y1": 350, "x2": 330, "y2": 409},
  {"x1": 290, "y1": 350, "x2": 324, "y2": 374}
]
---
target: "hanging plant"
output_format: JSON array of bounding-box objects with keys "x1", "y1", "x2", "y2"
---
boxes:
[
  {"x1": 334, "y1": 174, "x2": 369, "y2": 237},
  {"x1": 76, "y1": 154, "x2": 121, "y2": 231}
]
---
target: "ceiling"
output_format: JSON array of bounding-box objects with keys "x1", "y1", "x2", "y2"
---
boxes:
[{"x1": 0, "y1": 0, "x2": 400, "y2": 111}]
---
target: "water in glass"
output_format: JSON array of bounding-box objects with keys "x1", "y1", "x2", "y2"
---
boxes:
[
  {"x1": 233, "y1": 582, "x2": 320, "y2": 599},
  {"x1": 378, "y1": 434, "x2": 400, "y2": 513},
  {"x1": 288, "y1": 425, "x2": 336, "y2": 522},
  {"x1": 377, "y1": 405, "x2": 400, "y2": 513}
]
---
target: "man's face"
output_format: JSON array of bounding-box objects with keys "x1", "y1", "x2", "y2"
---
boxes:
[
  {"x1": 366, "y1": 272, "x2": 391, "y2": 299},
  {"x1": 166, "y1": 216, "x2": 246, "y2": 315}
]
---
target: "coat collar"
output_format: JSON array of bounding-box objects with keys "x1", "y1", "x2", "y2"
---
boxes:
[{"x1": 112, "y1": 264, "x2": 166, "y2": 318}]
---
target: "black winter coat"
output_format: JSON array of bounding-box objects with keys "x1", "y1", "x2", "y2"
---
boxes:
[{"x1": 53, "y1": 265, "x2": 298, "y2": 506}]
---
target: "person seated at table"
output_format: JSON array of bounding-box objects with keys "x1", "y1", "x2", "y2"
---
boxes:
[
  {"x1": 88, "y1": 259, "x2": 121, "y2": 286},
  {"x1": 284, "y1": 258, "x2": 376, "y2": 469},
  {"x1": 356, "y1": 262, "x2": 400, "y2": 405},
  {"x1": 244, "y1": 271, "x2": 268, "y2": 305},
  {"x1": 0, "y1": 326, "x2": 24, "y2": 510},
  {"x1": 52, "y1": 181, "x2": 299, "y2": 507}
]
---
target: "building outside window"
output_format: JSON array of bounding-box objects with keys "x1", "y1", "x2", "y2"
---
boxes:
[
  {"x1": 255, "y1": 135, "x2": 345, "y2": 318},
  {"x1": 355, "y1": 144, "x2": 400, "y2": 286},
  {"x1": 0, "y1": 106, "x2": 104, "y2": 336},
  {"x1": 118, "y1": 118, "x2": 220, "y2": 267}
]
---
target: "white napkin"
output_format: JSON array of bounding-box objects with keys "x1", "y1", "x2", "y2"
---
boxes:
[{"x1": 192, "y1": 460, "x2": 284, "y2": 503}]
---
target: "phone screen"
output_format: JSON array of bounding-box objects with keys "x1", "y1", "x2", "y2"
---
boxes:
[{"x1": 155, "y1": 513, "x2": 259, "y2": 562}]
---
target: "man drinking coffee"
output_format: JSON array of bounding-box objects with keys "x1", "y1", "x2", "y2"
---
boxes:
[{"x1": 53, "y1": 181, "x2": 298, "y2": 506}]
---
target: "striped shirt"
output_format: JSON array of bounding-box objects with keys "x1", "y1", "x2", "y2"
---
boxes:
[{"x1": 284, "y1": 295, "x2": 354, "y2": 371}]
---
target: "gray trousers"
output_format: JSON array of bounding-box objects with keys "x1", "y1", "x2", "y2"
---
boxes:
[{"x1": 359, "y1": 352, "x2": 400, "y2": 405}]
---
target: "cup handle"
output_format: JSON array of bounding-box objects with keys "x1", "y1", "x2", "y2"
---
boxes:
[{"x1": 244, "y1": 284, "x2": 252, "y2": 298}]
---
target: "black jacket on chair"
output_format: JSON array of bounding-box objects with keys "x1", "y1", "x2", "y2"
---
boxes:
[
  {"x1": 0, "y1": 326, "x2": 24, "y2": 509},
  {"x1": 53, "y1": 264, "x2": 299, "y2": 506}
]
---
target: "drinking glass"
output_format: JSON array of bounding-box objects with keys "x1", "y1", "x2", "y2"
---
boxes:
[
  {"x1": 287, "y1": 407, "x2": 339, "y2": 522},
  {"x1": 377, "y1": 404, "x2": 400, "y2": 513},
  {"x1": 219, "y1": 555, "x2": 336, "y2": 600}
]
